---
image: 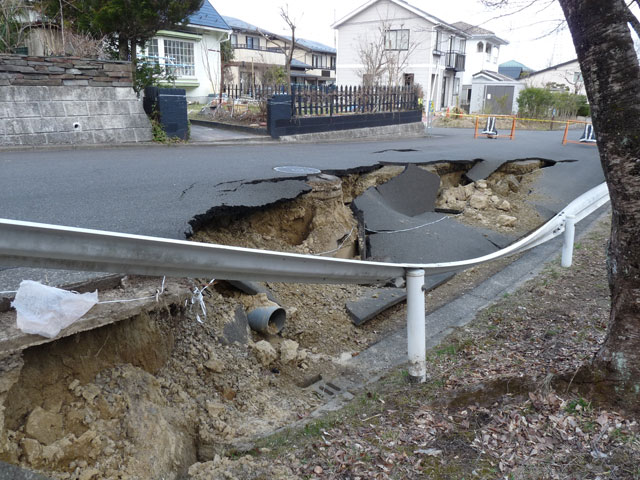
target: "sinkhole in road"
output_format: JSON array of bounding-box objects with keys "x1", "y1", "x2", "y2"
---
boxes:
[
  {"x1": 0, "y1": 160, "x2": 552, "y2": 480},
  {"x1": 191, "y1": 159, "x2": 550, "y2": 259}
]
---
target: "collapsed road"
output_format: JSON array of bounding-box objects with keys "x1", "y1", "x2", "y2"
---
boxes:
[
  {"x1": 0, "y1": 127, "x2": 603, "y2": 292},
  {"x1": 0, "y1": 128, "x2": 607, "y2": 479}
]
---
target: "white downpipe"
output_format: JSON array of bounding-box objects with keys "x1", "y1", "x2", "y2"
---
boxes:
[
  {"x1": 406, "y1": 269, "x2": 426, "y2": 383},
  {"x1": 561, "y1": 215, "x2": 576, "y2": 267}
]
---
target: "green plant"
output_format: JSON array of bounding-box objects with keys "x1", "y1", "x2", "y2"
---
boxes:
[
  {"x1": 134, "y1": 61, "x2": 176, "y2": 94},
  {"x1": 565, "y1": 397, "x2": 591, "y2": 413},
  {"x1": 151, "y1": 118, "x2": 168, "y2": 143},
  {"x1": 435, "y1": 344, "x2": 458, "y2": 357},
  {"x1": 263, "y1": 66, "x2": 287, "y2": 86},
  {"x1": 517, "y1": 87, "x2": 553, "y2": 119}
]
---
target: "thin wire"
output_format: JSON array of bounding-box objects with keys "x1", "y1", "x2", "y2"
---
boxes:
[
  {"x1": 97, "y1": 276, "x2": 167, "y2": 305},
  {"x1": 365, "y1": 214, "x2": 456, "y2": 234},
  {"x1": 313, "y1": 226, "x2": 356, "y2": 256}
]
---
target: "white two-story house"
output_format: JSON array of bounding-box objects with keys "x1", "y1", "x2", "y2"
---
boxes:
[
  {"x1": 450, "y1": 21, "x2": 509, "y2": 111},
  {"x1": 332, "y1": 0, "x2": 470, "y2": 110}
]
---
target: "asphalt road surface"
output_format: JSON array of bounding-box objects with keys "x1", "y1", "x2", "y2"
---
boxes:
[{"x1": 0, "y1": 128, "x2": 602, "y2": 239}]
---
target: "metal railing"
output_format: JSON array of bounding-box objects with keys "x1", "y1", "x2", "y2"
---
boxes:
[{"x1": 0, "y1": 183, "x2": 610, "y2": 381}]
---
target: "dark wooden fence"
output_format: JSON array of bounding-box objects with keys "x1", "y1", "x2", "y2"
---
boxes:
[
  {"x1": 222, "y1": 84, "x2": 287, "y2": 102},
  {"x1": 221, "y1": 84, "x2": 419, "y2": 117},
  {"x1": 293, "y1": 85, "x2": 418, "y2": 117}
]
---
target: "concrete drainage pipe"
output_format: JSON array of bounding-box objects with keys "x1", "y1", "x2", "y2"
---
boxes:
[{"x1": 247, "y1": 306, "x2": 286, "y2": 334}]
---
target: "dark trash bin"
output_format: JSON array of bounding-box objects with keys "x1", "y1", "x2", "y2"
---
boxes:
[{"x1": 144, "y1": 87, "x2": 189, "y2": 140}]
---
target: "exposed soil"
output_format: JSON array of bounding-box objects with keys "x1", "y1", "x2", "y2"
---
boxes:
[
  {"x1": 0, "y1": 161, "x2": 557, "y2": 479},
  {"x1": 190, "y1": 213, "x2": 639, "y2": 480}
]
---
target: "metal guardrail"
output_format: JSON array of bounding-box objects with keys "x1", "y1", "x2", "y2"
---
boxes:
[{"x1": 0, "y1": 182, "x2": 610, "y2": 381}]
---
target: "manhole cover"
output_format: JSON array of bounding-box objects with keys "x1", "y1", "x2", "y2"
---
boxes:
[{"x1": 274, "y1": 166, "x2": 321, "y2": 174}]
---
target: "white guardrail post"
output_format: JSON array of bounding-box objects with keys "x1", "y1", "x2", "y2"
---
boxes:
[
  {"x1": 406, "y1": 269, "x2": 426, "y2": 383},
  {"x1": 561, "y1": 214, "x2": 576, "y2": 268}
]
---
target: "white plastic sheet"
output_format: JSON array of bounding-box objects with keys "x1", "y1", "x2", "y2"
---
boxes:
[{"x1": 12, "y1": 280, "x2": 98, "y2": 338}]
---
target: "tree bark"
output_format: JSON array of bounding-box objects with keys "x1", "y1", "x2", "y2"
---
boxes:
[{"x1": 558, "y1": 0, "x2": 640, "y2": 409}]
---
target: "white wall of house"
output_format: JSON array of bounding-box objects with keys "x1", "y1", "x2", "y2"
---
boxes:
[
  {"x1": 525, "y1": 60, "x2": 586, "y2": 95},
  {"x1": 462, "y1": 39, "x2": 501, "y2": 84},
  {"x1": 334, "y1": 0, "x2": 466, "y2": 110},
  {"x1": 145, "y1": 29, "x2": 226, "y2": 103},
  {"x1": 459, "y1": 37, "x2": 504, "y2": 110}
]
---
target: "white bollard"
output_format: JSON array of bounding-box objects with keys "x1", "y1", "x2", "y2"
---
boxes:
[
  {"x1": 406, "y1": 269, "x2": 426, "y2": 383},
  {"x1": 561, "y1": 214, "x2": 576, "y2": 268}
]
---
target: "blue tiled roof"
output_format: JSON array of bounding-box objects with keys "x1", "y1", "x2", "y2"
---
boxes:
[
  {"x1": 222, "y1": 15, "x2": 278, "y2": 36},
  {"x1": 283, "y1": 36, "x2": 336, "y2": 54},
  {"x1": 291, "y1": 58, "x2": 312, "y2": 69},
  {"x1": 189, "y1": 1, "x2": 230, "y2": 31}
]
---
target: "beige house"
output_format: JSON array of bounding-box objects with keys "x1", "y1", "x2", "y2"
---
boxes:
[
  {"x1": 222, "y1": 16, "x2": 336, "y2": 87},
  {"x1": 332, "y1": 0, "x2": 470, "y2": 110},
  {"x1": 524, "y1": 59, "x2": 586, "y2": 95}
]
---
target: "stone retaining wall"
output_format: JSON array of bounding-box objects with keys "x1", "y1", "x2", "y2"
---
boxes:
[
  {"x1": 0, "y1": 54, "x2": 133, "y2": 87},
  {"x1": 0, "y1": 55, "x2": 151, "y2": 147}
]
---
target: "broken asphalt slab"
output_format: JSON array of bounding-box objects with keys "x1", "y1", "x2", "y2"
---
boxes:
[
  {"x1": 374, "y1": 164, "x2": 441, "y2": 216},
  {"x1": 352, "y1": 185, "x2": 514, "y2": 263},
  {"x1": 346, "y1": 272, "x2": 454, "y2": 326},
  {"x1": 0, "y1": 461, "x2": 52, "y2": 480}
]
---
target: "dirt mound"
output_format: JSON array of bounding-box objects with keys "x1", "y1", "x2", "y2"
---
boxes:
[{"x1": 193, "y1": 174, "x2": 358, "y2": 258}]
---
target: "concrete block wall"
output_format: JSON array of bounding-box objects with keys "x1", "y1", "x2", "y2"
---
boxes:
[{"x1": 0, "y1": 55, "x2": 152, "y2": 146}]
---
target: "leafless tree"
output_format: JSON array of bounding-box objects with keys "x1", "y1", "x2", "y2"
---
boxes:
[
  {"x1": 356, "y1": 13, "x2": 417, "y2": 87},
  {"x1": 255, "y1": 5, "x2": 297, "y2": 89},
  {"x1": 357, "y1": 29, "x2": 387, "y2": 87},
  {"x1": 200, "y1": 36, "x2": 220, "y2": 95},
  {"x1": 279, "y1": 5, "x2": 296, "y2": 87}
]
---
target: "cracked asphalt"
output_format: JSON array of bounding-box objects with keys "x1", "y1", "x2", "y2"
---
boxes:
[{"x1": 0, "y1": 128, "x2": 604, "y2": 291}]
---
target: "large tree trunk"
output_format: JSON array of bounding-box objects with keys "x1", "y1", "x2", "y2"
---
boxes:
[{"x1": 558, "y1": 0, "x2": 640, "y2": 409}]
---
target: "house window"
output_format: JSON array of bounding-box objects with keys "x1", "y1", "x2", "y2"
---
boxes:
[
  {"x1": 230, "y1": 34, "x2": 238, "y2": 46},
  {"x1": 246, "y1": 36, "x2": 259, "y2": 49},
  {"x1": 313, "y1": 55, "x2": 326, "y2": 68},
  {"x1": 435, "y1": 30, "x2": 442, "y2": 52},
  {"x1": 330, "y1": 56, "x2": 336, "y2": 69},
  {"x1": 459, "y1": 39, "x2": 466, "y2": 53},
  {"x1": 477, "y1": 41, "x2": 484, "y2": 53},
  {"x1": 573, "y1": 71, "x2": 583, "y2": 82},
  {"x1": 485, "y1": 43, "x2": 492, "y2": 54},
  {"x1": 164, "y1": 39, "x2": 195, "y2": 76},
  {"x1": 146, "y1": 38, "x2": 159, "y2": 64},
  {"x1": 385, "y1": 29, "x2": 409, "y2": 50}
]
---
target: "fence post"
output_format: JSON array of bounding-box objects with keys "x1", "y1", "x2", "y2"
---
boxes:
[
  {"x1": 562, "y1": 121, "x2": 570, "y2": 145},
  {"x1": 406, "y1": 269, "x2": 426, "y2": 383},
  {"x1": 561, "y1": 214, "x2": 576, "y2": 267}
]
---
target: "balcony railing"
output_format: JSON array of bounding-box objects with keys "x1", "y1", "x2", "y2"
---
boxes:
[
  {"x1": 445, "y1": 51, "x2": 466, "y2": 72},
  {"x1": 232, "y1": 44, "x2": 282, "y2": 53}
]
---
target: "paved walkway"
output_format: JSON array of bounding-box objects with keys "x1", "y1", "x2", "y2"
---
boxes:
[{"x1": 189, "y1": 124, "x2": 268, "y2": 143}]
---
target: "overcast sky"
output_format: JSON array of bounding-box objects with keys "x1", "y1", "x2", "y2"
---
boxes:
[{"x1": 216, "y1": 0, "x2": 579, "y2": 71}]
